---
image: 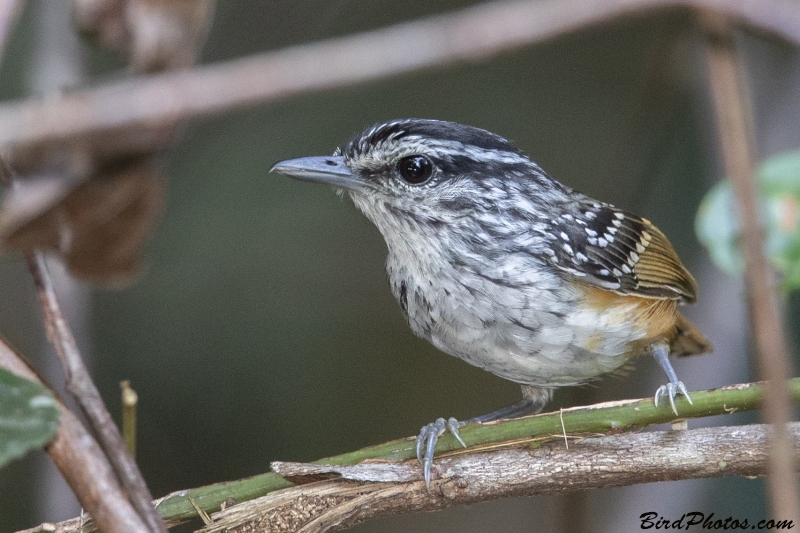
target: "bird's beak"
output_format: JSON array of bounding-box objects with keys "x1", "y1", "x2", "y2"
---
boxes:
[{"x1": 269, "y1": 156, "x2": 367, "y2": 192}]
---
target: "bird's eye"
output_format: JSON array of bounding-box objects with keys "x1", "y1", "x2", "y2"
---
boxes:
[{"x1": 397, "y1": 155, "x2": 433, "y2": 184}]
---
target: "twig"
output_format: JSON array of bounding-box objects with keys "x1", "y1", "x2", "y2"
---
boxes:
[
  {"x1": 0, "y1": 0, "x2": 799, "y2": 160},
  {"x1": 0, "y1": 337, "x2": 149, "y2": 533},
  {"x1": 702, "y1": 13, "x2": 799, "y2": 522},
  {"x1": 26, "y1": 252, "x2": 167, "y2": 533},
  {"x1": 205, "y1": 423, "x2": 800, "y2": 533}
]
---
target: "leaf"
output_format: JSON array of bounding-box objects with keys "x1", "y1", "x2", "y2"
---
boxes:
[
  {"x1": 0, "y1": 368, "x2": 59, "y2": 468},
  {"x1": 695, "y1": 150, "x2": 800, "y2": 291},
  {"x1": 695, "y1": 180, "x2": 743, "y2": 275},
  {"x1": 0, "y1": 157, "x2": 165, "y2": 283}
]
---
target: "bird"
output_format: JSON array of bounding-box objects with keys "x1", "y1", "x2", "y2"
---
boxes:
[{"x1": 270, "y1": 118, "x2": 712, "y2": 487}]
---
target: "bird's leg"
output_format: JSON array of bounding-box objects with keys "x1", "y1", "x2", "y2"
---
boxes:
[
  {"x1": 416, "y1": 386, "x2": 550, "y2": 488},
  {"x1": 651, "y1": 342, "x2": 692, "y2": 416}
]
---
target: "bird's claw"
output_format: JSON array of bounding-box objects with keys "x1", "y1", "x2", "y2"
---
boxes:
[
  {"x1": 415, "y1": 416, "x2": 466, "y2": 488},
  {"x1": 654, "y1": 381, "x2": 693, "y2": 416}
]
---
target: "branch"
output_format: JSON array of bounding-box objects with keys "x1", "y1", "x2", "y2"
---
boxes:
[
  {"x1": 20, "y1": 379, "x2": 800, "y2": 533},
  {"x1": 1, "y1": 0, "x2": 800, "y2": 165},
  {"x1": 701, "y1": 13, "x2": 799, "y2": 521},
  {"x1": 0, "y1": 337, "x2": 149, "y2": 533},
  {"x1": 148, "y1": 380, "x2": 797, "y2": 525},
  {"x1": 202, "y1": 423, "x2": 800, "y2": 533},
  {"x1": 26, "y1": 252, "x2": 167, "y2": 533}
]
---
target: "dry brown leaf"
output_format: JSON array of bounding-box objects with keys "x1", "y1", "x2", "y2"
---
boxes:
[{"x1": 0, "y1": 157, "x2": 165, "y2": 282}]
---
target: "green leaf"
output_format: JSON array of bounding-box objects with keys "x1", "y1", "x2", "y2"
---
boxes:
[
  {"x1": 695, "y1": 180, "x2": 743, "y2": 275},
  {"x1": 695, "y1": 150, "x2": 800, "y2": 291},
  {"x1": 0, "y1": 368, "x2": 59, "y2": 468}
]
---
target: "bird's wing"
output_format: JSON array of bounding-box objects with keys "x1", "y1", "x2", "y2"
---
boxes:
[{"x1": 543, "y1": 201, "x2": 697, "y2": 303}]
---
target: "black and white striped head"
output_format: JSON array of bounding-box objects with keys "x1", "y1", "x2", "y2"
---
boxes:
[{"x1": 270, "y1": 118, "x2": 563, "y2": 226}]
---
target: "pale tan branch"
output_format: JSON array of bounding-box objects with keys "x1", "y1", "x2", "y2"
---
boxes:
[
  {"x1": 702, "y1": 13, "x2": 799, "y2": 521},
  {"x1": 201, "y1": 423, "x2": 800, "y2": 533},
  {"x1": 26, "y1": 252, "x2": 167, "y2": 532},
  {"x1": 1, "y1": 0, "x2": 800, "y2": 166}
]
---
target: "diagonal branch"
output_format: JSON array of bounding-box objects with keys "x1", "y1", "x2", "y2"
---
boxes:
[
  {"x1": 26, "y1": 252, "x2": 167, "y2": 533},
  {"x1": 0, "y1": 337, "x2": 149, "y2": 533},
  {"x1": 1, "y1": 0, "x2": 800, "y2": 164}
]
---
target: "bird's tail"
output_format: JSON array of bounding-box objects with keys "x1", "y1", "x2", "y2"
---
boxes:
[{"x1": 670, "y1": 313, "x2": 713, "y2": 357}]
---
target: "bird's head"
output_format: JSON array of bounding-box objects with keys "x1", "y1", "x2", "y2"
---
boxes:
[{"x1": 270, "y1": 119, "x2": 561, "y2": 236}]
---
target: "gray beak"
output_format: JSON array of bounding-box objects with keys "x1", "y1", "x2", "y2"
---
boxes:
[{"x1": 269, "y1": 156, "x2": 366, "y2": 191}]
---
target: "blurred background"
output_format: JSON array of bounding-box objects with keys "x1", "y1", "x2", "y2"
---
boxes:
[{"x1": 1, "y1": 1, "x2": 799, "y2": 531}]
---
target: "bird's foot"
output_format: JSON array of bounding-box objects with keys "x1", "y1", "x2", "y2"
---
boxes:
[
  {"x1": 416, "y1": 417, "x2": 467, "y2": 488},
  {"x1": 654, "y1": 381, "x2": 692, "y2": 416}
]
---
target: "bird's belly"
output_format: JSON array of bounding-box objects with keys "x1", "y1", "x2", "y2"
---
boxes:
[
  {"x1": 389, "y1": 252, "x2": 676, "y2": 387},
  {"x1": 421, "y1": 288, "x2": 668, "y2": 387},
  {"x1": 428, "y1": 320, "x2": 640, "y2": 387}
]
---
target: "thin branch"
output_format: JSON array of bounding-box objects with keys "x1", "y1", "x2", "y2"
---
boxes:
[
  {"x1": 205, "y1": 423, "x2": 800, "y2": 533},
  {"x1": 701, "y1": 12, "x2": 799, "y2": 521},
  {"x1": 26, "y1": 251, "x2": 167, "y2": 533},
  {"x1": 0, "y1": 337, "x2": 149, "y2": 533},
  {"x1": 0, "y1": 0, "x2": 799, "y2": 161}
]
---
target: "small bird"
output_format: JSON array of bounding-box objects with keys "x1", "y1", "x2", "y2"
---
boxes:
[{"x1": 271, "y1": 118, "x2": 712, "y2": 486}]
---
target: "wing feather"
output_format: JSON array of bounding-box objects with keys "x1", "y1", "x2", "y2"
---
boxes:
[{"x1": 545, "y1": 202, "x2": 697, "y2": 303}]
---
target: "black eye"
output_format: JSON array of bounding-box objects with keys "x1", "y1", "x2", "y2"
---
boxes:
[{"x1": 397, "y1": 155, "x2": 433, "y2": 184}]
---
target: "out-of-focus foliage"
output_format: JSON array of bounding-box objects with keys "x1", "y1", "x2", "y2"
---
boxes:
[
  {"x1": 696, "y1": 150, "x2": 800, "y2": 290},
  {"x1": 0, "y1": 368, "x2": 58, "y2": 469}
]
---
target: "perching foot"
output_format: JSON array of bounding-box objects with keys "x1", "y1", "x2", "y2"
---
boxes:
[
  {"x1": 654, "y1": 381, "x2": 693, "y2": 416},
  {"x1": 651, "y1": 343, "x2": 693, "y2": 416},
  {"x1": 416, "y1": 417, "x2": 466, "y2": 488}
]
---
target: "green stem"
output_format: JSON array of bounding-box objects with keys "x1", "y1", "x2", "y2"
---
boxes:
[{"x1": 156, "y1": 379, "x2": 800, "y2": 524}]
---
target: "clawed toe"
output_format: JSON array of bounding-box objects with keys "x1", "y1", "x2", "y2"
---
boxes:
[
  {"x1": 415, "y1": 416, "x2": 466, "y2": 488},
  {"x1": 654, "y1": 381, "x2": 693, "y2": 416}
]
